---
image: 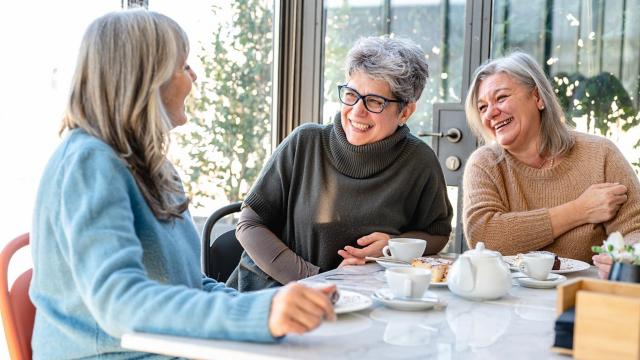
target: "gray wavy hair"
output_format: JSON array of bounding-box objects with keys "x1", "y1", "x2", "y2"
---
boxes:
[
  {"x1": 61, "y1": 9, "x2": 189, "y2": 220},
  {"x1": 345, "y1": 36, "x2": 429, "y2": 107},
  {"x1": 465, "y1": 52, "x2": 574, "y2": 158}
]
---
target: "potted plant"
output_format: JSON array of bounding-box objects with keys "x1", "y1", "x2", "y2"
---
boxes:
[{"x1": 592, "y1": 232, "x2": 640, "y2": 283}]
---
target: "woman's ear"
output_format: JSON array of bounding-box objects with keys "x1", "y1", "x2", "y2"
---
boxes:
[
  {"x1": 399, "y1": 102, "x2": 417, "y2": 125},
  {"x1": 532, "y1": 87, "x2": 544, "y2": 109}
]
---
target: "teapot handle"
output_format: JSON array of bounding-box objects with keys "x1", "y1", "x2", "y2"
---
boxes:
[{"x1": 456, "y1": 256, "x2": 475, "y2": 292}]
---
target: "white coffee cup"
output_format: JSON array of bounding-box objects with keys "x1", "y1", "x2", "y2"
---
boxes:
[
  {"x1": 385, "y1": 267, "x2": 432, "y2": 299},
  {"x1": 518, "y1": 253, "x2": 555, "y2": 280},
  {"x1": 382, "y1": 238, "x2": 426, "y2": 262}
]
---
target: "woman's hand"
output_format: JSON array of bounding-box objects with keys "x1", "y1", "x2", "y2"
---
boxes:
[
  {"x1": 574, "y1": 183, "x2": 628, "y2": 224},
  {"x1": 592, "y1": 253, "x2": 613, "y2": 279},
  {"x1": 337, "y1": 232, "x2": 391, "y2": 267},
  {"x1": 268, "y1": 283, "x2": 336, "y2": 337}
]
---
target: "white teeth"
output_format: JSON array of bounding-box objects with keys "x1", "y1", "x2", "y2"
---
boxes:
[
  {"x1": 350, "y1": 119, "x2": 372, "y2": 130},
  {"x1": 494, "y1": 117, "x2": 512, "y2": 130}
]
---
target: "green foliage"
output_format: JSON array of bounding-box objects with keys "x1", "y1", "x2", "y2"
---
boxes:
[
  {"x1": 571, "y1": 72, "x2": 639, "y2": 136},
  {"x1": 175, "y1": 0, "x2": 272, "y2": 206},
  {"x1": 553, "y1": 71, "x2": 640, "y2": 173}
]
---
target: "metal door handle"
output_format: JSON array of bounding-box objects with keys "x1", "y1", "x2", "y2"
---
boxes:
[{"x1": 417, "y1": 128, "x2": 462, "y2": 143}]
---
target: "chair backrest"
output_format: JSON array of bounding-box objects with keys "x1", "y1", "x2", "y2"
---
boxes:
[
  {"x1": 0, "y1": 233, "x2": 35, "y2": 360},
  {"x1": 201, "y1": 202, "x2": 243, "y2": 282}
]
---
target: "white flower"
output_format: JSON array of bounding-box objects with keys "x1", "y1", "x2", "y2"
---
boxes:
[
  {"x1": 618, "y1": 251, "x2": 635, "y2": 264},
  {"x1": 633, "y1": 243, "x2": 640, "y2": 257},
  {"x1": 604, "y1": 232, "x2": 625, "y2": 250}
]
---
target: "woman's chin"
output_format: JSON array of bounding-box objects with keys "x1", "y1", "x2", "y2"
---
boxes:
[
  {"x1": 345, "y1": 131, "x2": 370, "y2": 146},
  {"x1": 495, "y1": 133, "x2": 517, "y2": 149}
]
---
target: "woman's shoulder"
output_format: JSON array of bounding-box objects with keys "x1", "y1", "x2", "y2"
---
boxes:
[
  {"x1": 467, "y1": 144, "x2": 501, "y2": 165},
  {"x1": 58, "y1": 129, "x2": 126, "y2": 170},
  {"x1": 570, "y1": 130, "x2": 619, "y2": 154},
  {"x1": 281, "y1": 122, "x2": 326, "y2": 146},
  {"x1": 291, "y1": 122, "x2": 326, "y2": 136}
]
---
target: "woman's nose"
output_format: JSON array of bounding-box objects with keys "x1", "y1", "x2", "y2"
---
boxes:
[
  {"x1": 189, "y1": 68, "x2": 197, "y2": 82},
  {"x1": 485, "y1": 103, "x2": 500, "y2": 118},
  {"x1": 352, "y1": 97, "x2": 368, "y2": 115}
]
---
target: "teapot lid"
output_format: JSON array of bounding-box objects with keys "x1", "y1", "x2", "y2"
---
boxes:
[{"x1": 463, "y1": 242, "x2": 501, "y2": 258}]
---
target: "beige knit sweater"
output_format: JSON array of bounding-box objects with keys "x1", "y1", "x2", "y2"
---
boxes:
[{"x1": 463, "y1": 131, "x2": 640, "y2": 263}]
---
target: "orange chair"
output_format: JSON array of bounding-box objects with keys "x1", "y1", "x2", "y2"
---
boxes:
[{"x1": 0, "y1": 233, "x2": 35, "y2": 359}]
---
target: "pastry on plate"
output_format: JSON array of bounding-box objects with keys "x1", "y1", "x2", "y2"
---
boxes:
[{"x1": 411, "y1": 257, "x2": 453, "y2": 282}]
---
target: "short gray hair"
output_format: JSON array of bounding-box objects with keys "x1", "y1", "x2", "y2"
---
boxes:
[
  {"x1": 465, "y1": 52, "x2": 574, "y2": 158},
  {"x1": 345, "y1": 36, "x2": 429, "y2": 104}
]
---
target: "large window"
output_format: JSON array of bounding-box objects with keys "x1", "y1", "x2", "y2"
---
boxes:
[
  {"x1": 323, "y1": 0, "x2": 467, "y2": 135},
  {"x1": 150, "y1": 0, "x2": 275, "y2": 217},
  {"x1": 492, "y1": 0, "x2": 640, "y2": 171}
]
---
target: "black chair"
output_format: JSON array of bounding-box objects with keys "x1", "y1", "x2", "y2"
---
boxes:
[{"x1": 201, "y1": 202, "x2": 243, "y2": 282}]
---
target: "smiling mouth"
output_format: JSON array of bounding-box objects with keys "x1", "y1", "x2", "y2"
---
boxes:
[
  {"x1": 494, "y1": 117, "x2": 513, "y2": 131},
  {"x1": 350, "y1": 118, "x2": 373, "y2": 131}
]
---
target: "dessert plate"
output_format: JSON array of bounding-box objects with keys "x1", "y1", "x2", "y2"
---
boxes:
[
  {"x1": 372, "y1": 288, "x2": 440, "y2": 311},
  {"x1": 514, "y1": 272, "x2": 567, "y2": 289},
  {"x1": 503, "y1": 255, "x2": 590, "y2": 274},
  {"x1": 373, "y1": 256, "x2": 411, "y2": 269},
  {"x1": 334, "y1": 290, "x2": 373, "y2": 314}
]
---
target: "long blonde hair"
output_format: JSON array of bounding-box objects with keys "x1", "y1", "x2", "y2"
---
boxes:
[
  {"x1": 465, "y1": 52, "x2": 574, "y2": 159},
  {"x1": 62, "y1": 9, "x2": 189, "y2": 220}
]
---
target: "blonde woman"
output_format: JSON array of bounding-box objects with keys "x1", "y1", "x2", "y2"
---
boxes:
[
  {"x1": 462, "y1": 52, "x2": 640, "y2": 278},
  {"x1": 30, "y1": 9, "x2": 334, "y2": 359}
]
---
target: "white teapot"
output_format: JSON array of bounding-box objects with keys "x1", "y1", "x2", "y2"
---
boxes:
[{"x1": 447, "y1": 242, "x2": 512, "y2": 301}]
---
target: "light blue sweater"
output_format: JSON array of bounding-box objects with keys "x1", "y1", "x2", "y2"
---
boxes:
[{"x1": 30, "y1": 129, "x2": 277, "y2": 359}]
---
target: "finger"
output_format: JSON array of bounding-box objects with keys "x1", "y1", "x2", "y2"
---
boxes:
[
  {"x1": 609, "y1": 184, "x2": 628, "y2": 195},
  {"x1": 280, "y1": 297, "x2": 325, "y2": 331},
  {"x1": 281, "y1": 315, "x2": 312, "y2": 335},
  {"x1": 340, "y1": 257, "x2": 366, "y2": 267},
  {"x1": 318, "y1": 284, "x2": 337, "y2": 297},
  {"x1": 357, "y1": 232, "x2": 387, "y2": 246},
  {"x1": 356, "y1": 234, "x2": 378, "y2": 246},
  {"x1": 298, "y1": 288, "x2": 335, "y2": 322},
  {"x1": 596, "y1": 182, "x2": 620, "y2": 188},
  {"x1": 611, "y1": 194, "x2": 628, "y2": 204},
  {"x1": 597, "y1": 270, "x2": 608, "y2": 279},
  {"x1": 343, "y1": 245, "x2": 367, "y2": 258},
  {"x1": 337, "y1": 249, "x2": 354, "y2": 259},
  {"x1": 304, "y1": 288, "x2": 336, "y2": 321}
]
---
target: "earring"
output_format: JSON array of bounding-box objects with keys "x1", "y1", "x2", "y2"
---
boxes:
[
  {"x1": 399, "y1": 123, "x2": 405, "y2": 127},
  {"x1": 540, "y1": 105, "x2": 545, "y2": 110}
]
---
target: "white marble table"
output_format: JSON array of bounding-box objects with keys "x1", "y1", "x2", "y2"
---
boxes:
[{"x1": 122, "y1": 263, "x2": 596, "y2": 359}]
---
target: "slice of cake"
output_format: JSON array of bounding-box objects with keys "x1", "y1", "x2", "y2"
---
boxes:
[{"x1": 411, "y1": 257, "x2": 453, "y2": 283}]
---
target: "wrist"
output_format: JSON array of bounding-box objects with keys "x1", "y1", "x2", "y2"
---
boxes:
[{"x1": 568, "y1": 199, "x2": 586, "y2": 225}]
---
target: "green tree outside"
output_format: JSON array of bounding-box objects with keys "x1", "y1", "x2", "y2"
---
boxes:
[{"x1": 174, "y1": 0, "x2": 273, "y2": 207}]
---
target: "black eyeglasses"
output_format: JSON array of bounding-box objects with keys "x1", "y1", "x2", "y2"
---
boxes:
[{"x1": 337, "y1": 84, "x2": 403, "y2": 114}]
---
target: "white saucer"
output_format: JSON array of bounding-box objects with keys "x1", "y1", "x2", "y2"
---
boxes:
[
  {"x1": 374, "y1": 271, "x2": 448, "y2": 287},
  {"x1": 375, "y1": 257, "x2": 411, "y2": 269},
  {"x1": 515, "y1": 273, "x2": 567, "y2": 289},
  {"x1": 334, "y1": 290, "x2": 373, "y2": 314},
  {"x1": 372, "y1": 288, "x2": 440, "y2": 311},
  {"x1": 429, "y1": 281, "x2": 448, "y2": 287}
]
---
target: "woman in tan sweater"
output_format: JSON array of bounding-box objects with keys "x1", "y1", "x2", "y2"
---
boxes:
[{"x1": 462, "y1": 52, "x2": 640, "y2": 278}]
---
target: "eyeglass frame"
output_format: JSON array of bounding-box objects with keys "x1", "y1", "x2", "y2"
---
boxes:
[{"x1": 337, "y1": 84, "x2": 404, "y2": 114}]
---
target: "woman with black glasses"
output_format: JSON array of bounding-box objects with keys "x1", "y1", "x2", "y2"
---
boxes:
[{"x1": 227, "y1": 36, "x2": 453, "y2": 291}]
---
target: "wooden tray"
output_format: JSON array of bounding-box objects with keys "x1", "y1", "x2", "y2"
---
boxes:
[{"x1": 556, "y1": 277, "x2": 640, "y2": 359}]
